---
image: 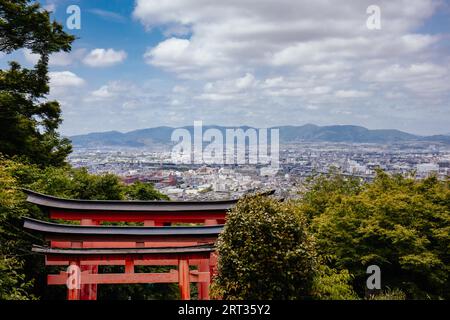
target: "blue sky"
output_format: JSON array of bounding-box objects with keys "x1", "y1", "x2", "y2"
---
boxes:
[{"x1": 2, "y1": 0, "x2": 449, "y2": 136}]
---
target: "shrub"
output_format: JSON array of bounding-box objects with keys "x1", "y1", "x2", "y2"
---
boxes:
[{"x1": 213, "y1": 195, "x2": 318, "y2": 299}]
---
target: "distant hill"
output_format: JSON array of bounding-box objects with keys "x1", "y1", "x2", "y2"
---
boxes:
[
  {"x1": 69, "y1": 124, "x2": 448, "y2": 147},
  {"x1": 277, "y1": 124, "x2": 418, "y2": 143},
  {"x1": 421, "y1": 135, "x2": 450, "y2": 144}
]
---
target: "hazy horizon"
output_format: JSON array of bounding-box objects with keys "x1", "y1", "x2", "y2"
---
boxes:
[{"x1": 66, "y1": 122, "x2": 449, "y2": 138}]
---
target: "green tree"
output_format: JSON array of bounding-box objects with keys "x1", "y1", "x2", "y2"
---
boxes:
[
  {"x1": 0, "y1": 158, "x2": 171, "y2": 299},
  {"x1": 299, "y1": 167, "x2": 363, "y2": 219},
  {"x1": 0, "y1": 0, "x2": 74, "y2": 167},
  {"x1": 213, "y1": 195, "x2": 318, "y2": 299},
  {"x1": 124, "y1": 181, "x2": 170, "y2": 201},
  {"x1": 306, "y1": 170, "x2": 450, "y2": 299},
  {"x1": 0, "y1": 256, "x2": 34, "y2": 300},
  {"x1": 311, "y1": 264, "x2": 358, "y2": 300},
  {"x1": 0, "y1": 160, "x2": 34, "y2": 300}
]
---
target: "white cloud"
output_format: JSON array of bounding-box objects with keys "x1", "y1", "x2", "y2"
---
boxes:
[
  {"x1": 196, "y1": 93, "x2": 237, "y2": 101},
  {"x1": 50, "y1": 49, "x2": 87, "y2": 66},
  {"x1": 23, "y1": 49, "x2": 39, "y2": 65},
  {"x1": 87, "y1": 82, "x2": 130, "y2": 101},
  {"x1": 335, "y1": 90, "x2": 372, "y2": 98},
  {"x1": 362, "y1": 63, "x2": 450, "y2": 96},
  {"x1": 90, "y1": 85, "x2": 115, "y2": 100},
  {"x1": 236, "y1": 73, "x2": 256, "y2": 89},
  {"x1": 49, "y1": 71, "x2": 85, "y2": 87},
  {"x1": 364, "y1": 63, "x2": 446, "y2": 83},
  {"x1": 85, "y1": 81, "x2": 160, "y2": 107},
  {"x1": 172, "y1": 85, "x2": 187, "y2": 93},
  {"x1": 262, "y1": 77, "x2": 284, "y2": 88},
  {"x1": 143, "y1": 38, "x2": 232, "y2": 79},
  {"x1": 145, "y1": 38, "x2": 190, "y2": 67},
  {"x1": 58, "y1": 0, "x2": 449, "y2": 135},
  {"x1": 271, "y1": 34, "x2": 439, "y2": 66},
  {"x1": 134, "y1": 0, "x2": 439, "y2": 78},
  {"x1": 83, "y1": 48, "x2": 127, "y2": 67}
]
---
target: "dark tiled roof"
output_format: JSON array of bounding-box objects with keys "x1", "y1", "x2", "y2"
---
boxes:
[
  {"x1": 23, "y1": 217, "x2": 223, "y2": 236},
  {"x1": 22, "y1": 189, "x2": 237, "y2": 212}
]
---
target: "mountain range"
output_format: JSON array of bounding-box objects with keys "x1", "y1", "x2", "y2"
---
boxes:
[{"x1": 69, "y1": 124, "x2": 450, "y2": 147}]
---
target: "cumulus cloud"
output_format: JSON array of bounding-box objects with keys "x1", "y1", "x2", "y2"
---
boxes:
[
  {"x1": 134, "y1": 0, "x2": 439, "y2": 77},
  {"x1": 48, "y1": 71, "x2": 85, "y2": 99},
  {"x1": 335, "y1": 90, "x2": 372, "y2": 98},
  {"x1": 49, "y1": 71, "x2": 85, "y2": 87},
  {"x1": 128, "y1": 0, "x2": 450, "y2": 135},
  {"x1": 58, "y1": 0, "x2": 449, "y2": 135},
  {"x1": 85, "y1": 81, "x2": 167, "y2": 109},
  {"x1": 90, "y1": 85, "x2": 115, "y2": 100},
  {"x1": 86, "y1": 82, "x2": 131, "y2": 101},
  {"x1": 83, "y1": 48, "x2": 127, "y2": 67},
  {"x1": 364, "y1": 63, "x2": 446, "y2": 83}
]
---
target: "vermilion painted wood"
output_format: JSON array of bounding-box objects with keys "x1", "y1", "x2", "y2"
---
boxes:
[
  {"x1": 45, "y1": 257, "x2": 205, "y2": 266},
  {"x1": 23, "y1": 188, "x2": 232, "y2": 300},
  {"x1": 67, "y1": 261, "x2": 81, "y2": 300},
  {"x1": 178, "y1": 259, "x2": 190, "y2": 300},
  {"x1": 52, "y1": 270, "x2": 179, "y2": 285},
  {"x1": 80, "y1": 219, "x2": 99, "y2": 301},
  {"x1": 80, "y1": 265, "x2": 97, "y2": 300},
  {"x1": 125, "y1": 258, "x2": 134, "y2": 274},
  {"x1": 48, "y1": 270, "x2": 210, "y2": 285},
  {"x1": 49, "y1": 209, "x2": 227, "y2": 224},
  {"x1": 67, "y1": 287, "x2": 80, "y2": 300},
  {"x1": 204, "y1": 219, "x2": 219, "y2": 225},
  {"x1": 198, "y1": 259, "x2": 210, "y2": 300},
  {"x1": 47, "y1": 237, "x2": 217, "y2": 248},
  {"x1": 45, "y1": 253, "x2": 211, "y2": 262},
  {"x1": 45, "y1": 244, "x2": 214, "y2": 300}
]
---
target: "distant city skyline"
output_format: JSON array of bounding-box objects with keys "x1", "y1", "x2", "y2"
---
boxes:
[{"x1": 1, "y1": 0, "x2": 449, "y2": 136}]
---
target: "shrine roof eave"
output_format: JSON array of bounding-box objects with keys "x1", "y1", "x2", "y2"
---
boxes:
[
  {"x1": 32, "y1": 244, "x2": 215, "y2": 255},
  {"x1": 23, "y1": 218, "x2": 224, "y2": 236},
  {"x1": 22, "y1": 189, "x2": 238, "y2": 212}
]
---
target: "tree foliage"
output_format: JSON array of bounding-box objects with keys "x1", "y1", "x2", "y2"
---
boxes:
[
  {"x1": 0, "y1": 157, "x2": 170, "y2": 300},
  {"x1": 213, "y1": 195, "x2": 319, "y2": 299},
  {"x1": 0, "y1": 0, "x2": 178, "y2": 300},
  {"x1": 124, "y1": 181, "x2": 170, "y2": 201},
  {"x1": 214, "y1": 171, "x2": 448, "y2": 300},
  {"x1": 0, "y1": 0, "x2": 74, "y2": 167},
  {"x1": 0, "y1": 162, "x2": 34, "y2": 300},
  {"x1": 311, "y1": 264, "x2": 358, "y2": 300},
  {"x1": 304, "y1": 170, "x2": 450, "y2": 299}
]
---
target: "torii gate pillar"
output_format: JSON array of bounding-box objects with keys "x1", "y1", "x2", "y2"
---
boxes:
[{"x1": 178, "y1": 259, "x2": 190, "y2": 300}]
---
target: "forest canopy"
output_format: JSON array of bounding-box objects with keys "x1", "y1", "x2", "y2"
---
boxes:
[{"x1": 214, "y1": 171, "x2": 449, "y2": 300}]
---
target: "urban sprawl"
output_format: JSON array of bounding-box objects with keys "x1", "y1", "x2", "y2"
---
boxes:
[{"x1": 69, "y1": 142, "x2": 450, "y2": 201}]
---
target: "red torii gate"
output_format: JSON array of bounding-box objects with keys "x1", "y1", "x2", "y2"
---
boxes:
[{"x1": 23, "y1": 189, "x2": 236, "y2": 300}]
